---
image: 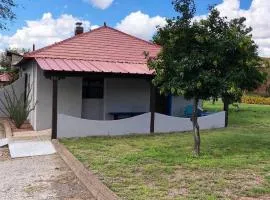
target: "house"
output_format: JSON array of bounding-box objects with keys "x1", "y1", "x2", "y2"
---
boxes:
[
  {"x1": 6, "y1": 50, "x2": 24, "y2": 66},
  {"x1": 0, "y1": 50, "x2": 22, "y2": 87},
  {"x1": 0, "y1": 73, "x2": 13, "y2": 87},
  {"x1": 16, "y1": 23, "x2": 194, "y2": 138}
]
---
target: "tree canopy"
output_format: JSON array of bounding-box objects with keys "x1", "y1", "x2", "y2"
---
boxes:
[
  {"x1": 148, "y1": 0, "x2": 225, "y2": 155},
  {"x1": 0, "y1": 0, "x2": 16, "y2": 30},
  {"x1": 202, "y1": 10, "x2": 266, "y2": 126},
  {"x1": 148, "y1": 0, "x2": 266, "y2": 155}
]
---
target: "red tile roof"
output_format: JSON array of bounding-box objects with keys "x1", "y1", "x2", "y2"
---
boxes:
[
  {"x1": 36, "y1": 58, "x2": 154, "y2": 75},
  {"x1": 25, "y1": 26, "x2": 161, "y2": 75},
  {"x1": 0, "y1": 73, "x2": 12, "y2": 82}
]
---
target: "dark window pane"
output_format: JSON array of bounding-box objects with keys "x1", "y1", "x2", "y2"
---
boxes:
[{"x1": 82, "y1": 78, "x2": 104, "y2": 99}]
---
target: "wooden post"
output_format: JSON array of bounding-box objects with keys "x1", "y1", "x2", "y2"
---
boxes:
[
  {"x1": 150, "y1": 82, "x2": 156, "y2": 133},
  {"x1": 24, "y1": 74, "x2": 28, "y2": 104},
  {"x1": 52, "y1": 78, "x2": 58, "y2": 139}
]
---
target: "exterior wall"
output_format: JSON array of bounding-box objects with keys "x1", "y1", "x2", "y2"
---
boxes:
[
  {"x1": 58, "y1": 112, "x2": 226, "y2": 138},
  {"x1": 34, "y1": 65, "x2": 82, "y2": 130},
  {"x1": 20, "y1": 61, "x2": 204, "y2": 131},
  {"x1": 82, "y1": 99, "x2": 104, "y2": 120},
  {"x1": 23, "y1": 61, "x2": 38, "y2": 129},
  {"x1": 171, "y1": 96, "x2": 192, "y2": 117},
  {"x1": 0, "y1": 77, "x2": 25, "y2": 117},
  {"x1": 58, "y1": 113, "x2": 151, "y2": 138},
  {"x1": 155, "y1": 112, "x2": 225, "y2": 133},
  {"x1": 171, "y1": 96, "x2": 203, "y2": 117},
  {"x1": 104, "y1": 78, "x2": 150, "y2": 120}
]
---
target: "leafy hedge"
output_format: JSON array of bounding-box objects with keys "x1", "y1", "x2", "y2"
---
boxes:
[{"x1": 242, "y1": 95, "x2": 270, "y2": 105}]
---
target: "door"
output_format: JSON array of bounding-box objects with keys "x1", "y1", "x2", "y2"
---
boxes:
[
  {"x1": 81, "y1": 78, "x2": 104, "y2": 120},
  {"x1": 155, "y1": 91, "x2": 171, "y2": 115}
]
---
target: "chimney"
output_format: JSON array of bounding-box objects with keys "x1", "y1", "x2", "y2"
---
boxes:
[{"x1": 75, "y1": 22, "x2": 84, "y2": 35}]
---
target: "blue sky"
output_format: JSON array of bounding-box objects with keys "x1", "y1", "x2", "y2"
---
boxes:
[
  {"x1": 2, "y1": 0, "x2": 270, "y2": 57},
  {"x1": 3, "y1": 0, "x2": 252, "y2": 35}
]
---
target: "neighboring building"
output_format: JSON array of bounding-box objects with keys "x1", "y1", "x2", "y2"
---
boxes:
[
  {"x1": 6, "y1": 50, "x2": 24, "y2": 66},
  {"x1": 16, "y1": 23, "x2": 193, "y2": 134},
  {"x1": 0, "y1": 73, "x2": 13, "y2": 87}
]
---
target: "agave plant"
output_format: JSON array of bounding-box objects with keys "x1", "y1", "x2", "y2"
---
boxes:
[{"x1": 0, "y1": 84, "x2": 37, "y2": 128}]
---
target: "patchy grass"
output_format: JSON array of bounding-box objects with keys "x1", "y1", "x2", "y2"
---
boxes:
[{"x1": 61, "y1": 102, "x2": 270, "y2": 200}]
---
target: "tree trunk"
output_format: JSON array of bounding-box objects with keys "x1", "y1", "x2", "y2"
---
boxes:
[
  {"x1": 223, "y1": 98, "x2": 229, "y2": 127},
  {"x1": 192, "y1": 98, "x2": 200, "y2": 156}
]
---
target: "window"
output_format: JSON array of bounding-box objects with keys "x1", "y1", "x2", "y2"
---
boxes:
[{"x1": 82, "y1": 78, "x2": 104, "y2": 99}]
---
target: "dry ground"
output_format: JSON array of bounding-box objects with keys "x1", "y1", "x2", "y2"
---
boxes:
[{"x1": 0, "y1": 150, "x2": 95, "y2": 200}]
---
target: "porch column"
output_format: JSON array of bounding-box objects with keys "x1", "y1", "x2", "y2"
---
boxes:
[
  {"x1": 51, "y1": 77, "x2": 58, "y2": 139},
  {"x1": 24, "y1": 73, "x2": 28, "y2": 103},
  {"x1": 150, "y1": 81, "x2": 156, "y2": 133}
]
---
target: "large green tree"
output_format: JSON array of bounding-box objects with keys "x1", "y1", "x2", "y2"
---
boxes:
[
  {"x1": 148, "y1": 0, "x2": 224, "y2": 156},
  {"x1": 204, "y1": 10, "x2": 266, "y2": 127},
  {"x1": 0, "y1": 0, "x2": 16, "y2": 30}
]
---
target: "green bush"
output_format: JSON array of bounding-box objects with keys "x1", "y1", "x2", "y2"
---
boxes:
[{"x1": 0, "y1": 85, "x2": 36, "y2": 128}]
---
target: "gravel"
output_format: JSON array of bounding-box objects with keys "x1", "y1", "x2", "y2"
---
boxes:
[{"x1": 0, "y1": 153, "x2": 95, "y2": 200}]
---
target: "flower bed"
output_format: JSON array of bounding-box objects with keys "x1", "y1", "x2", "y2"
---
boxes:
[{"x1": 241, "y1": 95, "x2": 270, "y2": 105}]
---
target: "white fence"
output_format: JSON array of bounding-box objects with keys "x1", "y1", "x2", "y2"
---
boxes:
[
  {"x1": 58, "y1": 112, "x2": 225, "y2": 138},
  {"x1": 0, "y1": 77, "x2": 25, "y2": 117},
  {"x1": 155, "y1": 112, "x2": 226, "y2": 133}
]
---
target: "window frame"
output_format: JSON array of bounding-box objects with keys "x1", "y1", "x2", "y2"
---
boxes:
[{"x1": 82, "y1": 78, "x2": 104, "y2": 99}]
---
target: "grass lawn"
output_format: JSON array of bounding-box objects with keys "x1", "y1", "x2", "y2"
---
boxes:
[{"x1": 61, "y1": 102, "x2": 270, "y2": 200}]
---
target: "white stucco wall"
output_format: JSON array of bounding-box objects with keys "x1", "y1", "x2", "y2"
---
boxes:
[
  {"x1": 19, "y1": 61, "x2": 205, "y2": 131},
  {"x1": 34, "y1": 65, "x2": 82, "y2": 130},
  {"x1": 58, "y1": 112, "x2": 225, "y2": 138},
  {"x1": 155, "y1": 112, "x2": 225, "y2": 133},
  {"x1": 58, "y1": 113, "x2": 151, "y2": 138},
  {"x1": 82, "y1": 99, "x2": 104, "y2": 120},
  {"x1": 23, "y1": 61, "x2": 37, "y2": 128},
  {"x1": 104, "y1": 78, "x2": 150, "y2": 120},
  {"x1": 0, "y1": 77, "x2": 26, "y2": 117}
]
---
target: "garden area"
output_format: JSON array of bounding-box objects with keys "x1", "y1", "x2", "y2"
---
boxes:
[{"x1": 61, "y1": 102, "x2": 270, "y2": 200}]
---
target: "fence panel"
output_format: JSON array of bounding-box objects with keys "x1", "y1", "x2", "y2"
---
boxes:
[
  {"x1": 58, "y1": 112, "x2": 225, "y2": 138},
  {"x1": 58, "y1": 113, "x2": 151, "y2": 138},
  {"x1": 0, "y1": 77, "x2": 25, "y2": 117}
]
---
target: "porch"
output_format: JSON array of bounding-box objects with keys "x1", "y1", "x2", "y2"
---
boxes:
[
  {"x1": 43, "y1": 70, "x2": 197, "y2": 139},
  {"x1": 44, "y1": 71, "x2": 157, "y2": 139}
]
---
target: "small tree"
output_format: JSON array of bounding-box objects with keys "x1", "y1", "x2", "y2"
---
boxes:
[
  {"x1": 148, "y1": 0, "x2": 223, "y2": 156},
  {"x1": 0, "y1": 0, "x2": 16, "y2": 30}
]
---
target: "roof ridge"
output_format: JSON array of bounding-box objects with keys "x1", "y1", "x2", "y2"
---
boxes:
[
  {"x1": 24, "y1": 25, "x2": 160, "y2": 58},
  {"x1": 24, "y1": 26, "x2": 105, "y2": 57}
]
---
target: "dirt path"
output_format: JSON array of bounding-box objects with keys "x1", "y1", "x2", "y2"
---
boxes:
[{"x1": 0, "y1": 151, "x2": 95, "y2": 200}]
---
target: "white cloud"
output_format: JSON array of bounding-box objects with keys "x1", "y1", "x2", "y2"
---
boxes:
[
  {"x1": 207, "y1": 0, "x2": 270, "y2": 57},
  {"x1": 0, "y1": 13, "x2": 96, "y2": 51},
  {"x1": 84, "y1": 0, "x2": 113, "y2": 10},
  {"x1": 2, "y1": 0, "x2": 269, "y2": 57},
  {"x1": 115, "y1": 11, "x2": 167, "y2": 41}
]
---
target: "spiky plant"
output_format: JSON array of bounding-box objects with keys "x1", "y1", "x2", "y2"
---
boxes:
[{"x1": 0, "y1": 84, "x2": 36, "y2": 128}]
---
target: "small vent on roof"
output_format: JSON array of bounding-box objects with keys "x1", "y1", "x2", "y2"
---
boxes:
[{"x1": 75, "y1": 22, "x2": 84, "y2": 35}]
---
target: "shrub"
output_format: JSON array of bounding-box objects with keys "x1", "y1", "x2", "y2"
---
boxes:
[
  {"x1": 241, "y1": 95, "x2": 270, "y2": 105},
  {"x1": 0, "y1": 84, "x2": 36, "y2": 128}
]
